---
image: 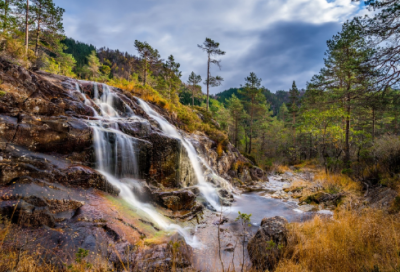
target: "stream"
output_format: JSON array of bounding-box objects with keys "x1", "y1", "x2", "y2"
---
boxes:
[{"x1": 74, "y1": 81, "x2": 316, "y2": 270}]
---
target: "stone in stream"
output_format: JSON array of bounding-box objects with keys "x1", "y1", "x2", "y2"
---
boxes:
[
  {"x1": 152, "y1": 190, "x2": 196, "y2": 211},
  {"x1": 298, "y1": 204, "x2": 318, "y2": 212},
  {"x1": 247, "y1": 216, "x2": 288, "y2": 271}
]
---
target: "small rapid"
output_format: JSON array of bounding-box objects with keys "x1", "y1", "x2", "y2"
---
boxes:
[
  {"x1": 73, "y1": 82, "x2": 201, "y2": 248},
  {"x1": 137, "y1": 98, "x2": 233, "y2": 211}
]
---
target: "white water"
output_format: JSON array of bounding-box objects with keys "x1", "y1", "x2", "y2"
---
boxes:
[
  {"x1": 74, "y1": 82, "x2": 201, "y2": 248},
  {"x1": 137, "y1": 98, "x2": 233, "y2": 210}
]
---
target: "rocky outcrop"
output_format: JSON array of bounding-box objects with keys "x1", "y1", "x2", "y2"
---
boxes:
[
  {"x1": 247, "y1": 216, "x2": 288, "y2": 271},
  {"x1": 0, "y1": 58, "x2": 260, "y2": 270},
  {"x1": 152, "y1": 190, "x2": 196, "y2": 211}
]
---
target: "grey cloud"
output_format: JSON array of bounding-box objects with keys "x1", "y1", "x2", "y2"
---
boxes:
[{"x1": 54, "y1": 0, "x2": 363, "y2": 93}]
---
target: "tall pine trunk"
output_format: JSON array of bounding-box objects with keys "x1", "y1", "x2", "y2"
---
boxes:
[
  {"x1": 3, "y1": 0, "x2": 9, "y2": 33},
  {"x1": 192, "y1": 84, "x2": 195, "y2": 107},
  {"x1": 235, "y1": 116, "x2": 238, "y2": 147},
  {"x1": 206, "y1": 54, "x2": 210, "y2": 111},
  {"x1": 25, "y1": 0, "x2": 29, "y2": 55},
  {"x1": 372, "y1": 107, "x2": 375, "y2": 142},
  {"x1": 143, "y1": 58, "x2": 147, "y2": 86},
  {"x1": 35, "y1": 3, "x2": 42, "y2": 56},
  {"x1": 249, "y1": 98, "x2": 254, "y2": 154},
  {"x1": 344, "y1": 93, "x2": 351, "y2": 167}
]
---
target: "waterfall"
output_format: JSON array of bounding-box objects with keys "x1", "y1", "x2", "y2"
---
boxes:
[
  {"x1": 137, "y1": 98, "x2": 231, "y2": 210},
  {"x1": 76, "y1": 82, "x2": 201, "y2": 248}
]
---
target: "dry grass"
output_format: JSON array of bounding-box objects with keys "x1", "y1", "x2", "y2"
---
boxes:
[
  {"x1": 314, "y1": 171, "x2": 362, "y2": 194},
  {"x1": 276, "y1": 209, "x2": 400, "y2": 272},
  {"x1": 272, "y1": 164, "x2": 291, "y2": 174}
]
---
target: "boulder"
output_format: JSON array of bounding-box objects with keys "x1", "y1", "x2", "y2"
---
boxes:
[
  {"x1": 148, "y1": 132, "x2": 182, "y2": 188},
  {"x1": 217, "y1": 188, "x2": 234, "y2": 206},
  {"x1": 247, "y1": 216, "x2": 288, "y2": 271},
  {"x1": 134, "y1": 233, "x2": 193, "y2": 271},
  {"x1": 298, "y1": 204, "x2": 318, "y2": 212},
  {"x1": 239, "y1": 169, "x2": 252, "y2": 183},
  {"x1": 0, "y1": 200, "x2": 56, "y2": 227},
  {"x1": 250, "y1": 166, "x2": 265, "y2": 181},
  {"x1": 152, "y1": 190, "x2": 196, "y2": 211}
]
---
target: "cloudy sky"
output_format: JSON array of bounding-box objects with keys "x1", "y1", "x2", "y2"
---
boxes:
[{"x1": 54, "y1": 0, "x2": 367, "y2": 94}]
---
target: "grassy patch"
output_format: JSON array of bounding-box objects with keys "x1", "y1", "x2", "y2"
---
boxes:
[{"x1": 276, "y1": 209, "x2": 400, "y2": 272}]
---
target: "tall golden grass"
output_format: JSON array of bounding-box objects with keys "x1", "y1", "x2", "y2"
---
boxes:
[{"x1": 276, "y1": 209, "x2": 400, "y2": 272}]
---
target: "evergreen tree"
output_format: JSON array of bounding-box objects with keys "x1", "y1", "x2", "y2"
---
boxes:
[
  {"x1": 31, "y1": 0, "x2": 65, "y2": 57},
  {"x1": 85, "y1": 50, "x2": 100, "y2": 79},
  {"x1": 308, "y1": 21, "x2": 376, "y2": 167},
  {"x1": 239, "y1": 72, "x2": 263, "y2": 154},
  {"x1": 187, "y1": 71, "x2": 202, "y2": 107},
  {"x1": 227, "y1": 94, "x2": 245, "y2": 147},
  {"x1": 160, "y1": 55, "x2": 181, "y2": 101},
  {"x1": 288, "y1": 81, "x2": 300, "y2": 148},
  {"x1": 134, "y1": 40, "x2": 160, "y2": 86},
  {"x1": 198, "y1": 37, "x2": 225, "y2": 111}
]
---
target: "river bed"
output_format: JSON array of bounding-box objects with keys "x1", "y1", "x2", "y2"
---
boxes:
[{"x1": 192, "y1": 189, "x2": 314, "y2": 272}]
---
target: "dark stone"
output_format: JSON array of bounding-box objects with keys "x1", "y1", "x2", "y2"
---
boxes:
[
  {"x1": 247, "y1": 216, "x2": 288, "y2": 271},
  {"x1": 250, "y1": 166, "x2": 265, "y2": 181},
  {"x1": 0, "y1": 200, "x2": 56, "y2": 227},
  {"x1": 152, "y1": 190, "x2": 196, "y2": 211}
]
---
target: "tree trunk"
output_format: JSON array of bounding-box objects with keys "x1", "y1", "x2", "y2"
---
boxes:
[
  {"x1": 292, "y1": 112, "x2": 296, "y2": 147},
  {"x1": 35, "y1": 3, "x2": 42, "y2": 56},
  {"x1": 4, "y1": 0, "x2": 9, "y2": 33},
  {"x1": 206, "y1": 54, "x2": 210, "y2": 111},
  {"x1": 344, "y1": 94, "x2": 351, "y2": 168},
  {"x1": 249, "y1": 98, "x2": 254, "y2": 154},
  {"x1": 372, "y1": 107, "x2": 375, "y2": 142},
  {"x1": 143, "y1": 58, "x2": 147, "y2": 86},
  {"x1": 25, "y1": 0, "x2": 29, "y2": 56},
  {"x1": 192, "y1": 84, "x2": 195, "y2": 107},
  {"x1": 245, "y1": 133, "x2": 248, "y2": 154},
  {"x1": 235, "y1": 117, "x2": 238, "y2": 147}
]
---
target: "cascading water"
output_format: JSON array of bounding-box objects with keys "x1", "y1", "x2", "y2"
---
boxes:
[
  {"x1": 73, "y1": 82, "x2": 201, "y2": 248},
  {"x1": 137, "y1": 98, "x2": 233, "y2": 210}
]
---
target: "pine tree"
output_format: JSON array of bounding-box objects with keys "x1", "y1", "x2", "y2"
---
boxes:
[
  {"x1": 187, "y1": 71, "x2": 202, "y2": 107},
  {"x1": 288, "y1": 81, "x2": 300, "y2": 148},
  {"x1": 308, "y1": 21, "x2": 376, "y2": 167},
  {"x1": 227, "y1": 94, "x2": 244, "y2": 147},
  {"x1": 31, "y1": 0, "x2": 65, "y2": 57},
  {"x1": 134, "y1": 40, "x2": 160, "y2": 86},
  {"x1": 198, "y1": 38, "x2": 225, "y2": 111},
  {"x1": 160, "y1": 55, "x2": 181, "y2": 101},
  {"x1": 85, "y1": 50, "x2": 100, "y2": 79},
  {"x1": 239, "y1": 72, "x2": 263, "y2": 154}
]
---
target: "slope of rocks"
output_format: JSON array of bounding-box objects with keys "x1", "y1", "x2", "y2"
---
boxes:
[{"x1": 0, "y1": 59, "x2": 264, "y2": 269}]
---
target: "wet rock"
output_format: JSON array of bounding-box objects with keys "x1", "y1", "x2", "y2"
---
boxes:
[
  {"x1": 213, "y1": 216, "x2": 229, "y2": 225},
  {"x1": 239, "y1": 169, "x2": 252, "y2": 183},
  {"x1": 148, "y1": 132, "x2": 183, "y2": 188},
  {"x1": 248, "y1": 216, "x2": 288, "y2": 271},
  {"x1": 217, "y1": 188, "x2": 234, "y2": 206},
  {"x1": 134, "y1": 233, "x2": 193, "y2": 271},
  {"x1": 224, "y1": 243, "x2": 235, "y2": 252},
  {"x1": 65, "y1": 165, "x2": 120, "y2": 195},
  {"x1": 152, "y1": 190, "x2": 196, "y2": 211},
  {"x1": 298, "y1": 204, "x2": 318, "y2": 212},
  {"x1": 0, "y1": 200, "x2": 56, "y2": 227},
  {"x1": 250, "y1": 166, "x2": 265, "y2": 181},
  {"x1": 365, "y1": 187, "x2": 398, "y2": 209}
]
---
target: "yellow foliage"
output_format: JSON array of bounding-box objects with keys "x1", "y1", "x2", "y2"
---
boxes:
[
  {"x1": 216, "y1": 143, "x2": 223, "y2": 157},
  {"x1": 314, "y1": 171, "x2": 361, "y2": 193},
  {"x1": 278, "y1": 209, "x2": 400, "y2": 272},
  {"x1": 107, "y1": 78, "x2": 228, "y2": 145}
]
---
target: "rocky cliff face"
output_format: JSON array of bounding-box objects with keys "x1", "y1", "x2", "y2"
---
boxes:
[{"x1": 0, "y1": 59, "x2": 264, "y2": 269}]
